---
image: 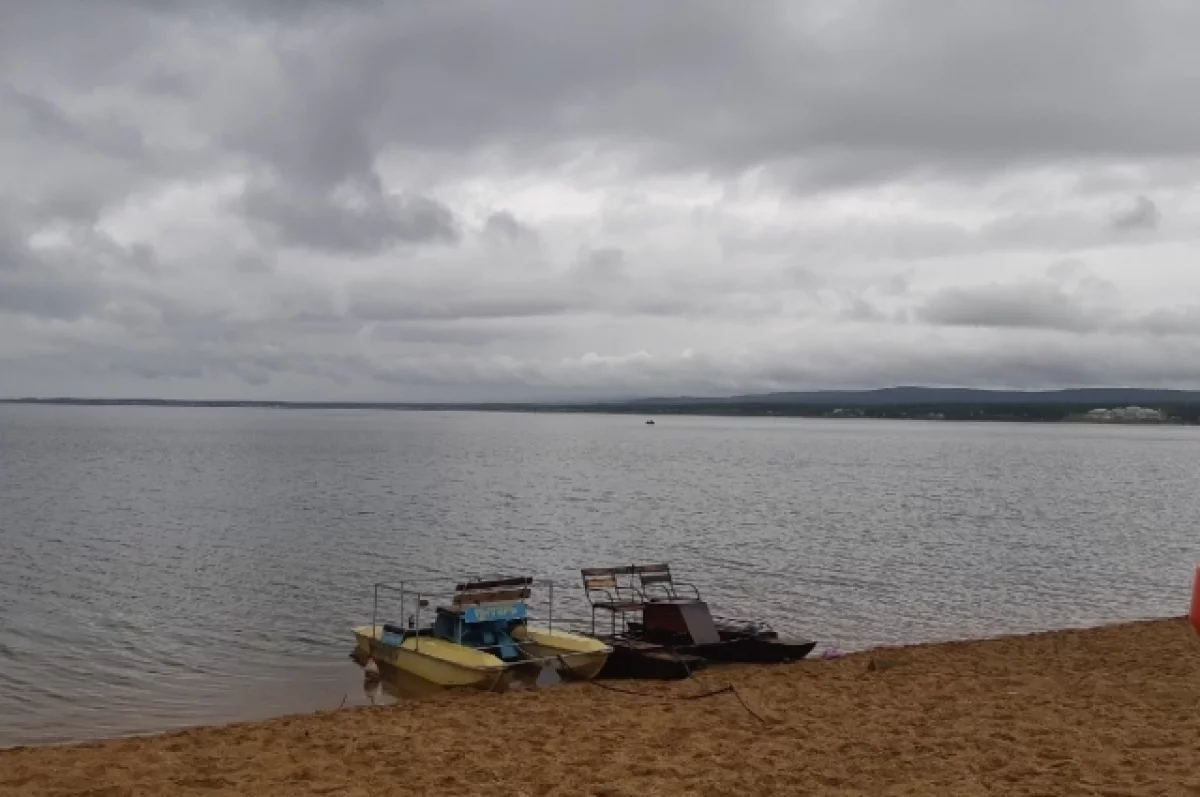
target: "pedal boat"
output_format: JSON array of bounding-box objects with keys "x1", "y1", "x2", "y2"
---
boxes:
[
  {"x1": 580, "y1": 563, "x2": 817, "y2": 678},
  {"x1": 352, "y1": 576, "x2": 611, "y2": 690}
]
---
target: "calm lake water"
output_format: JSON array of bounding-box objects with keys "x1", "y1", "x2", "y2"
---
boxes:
[{"x1": 1, "y1": 404, "x2": 1197, "y2": 746}]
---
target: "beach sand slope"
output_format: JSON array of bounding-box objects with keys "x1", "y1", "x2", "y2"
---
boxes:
[{"x1": 3, "y1": 618, "x2": 1200, "y2": 796}]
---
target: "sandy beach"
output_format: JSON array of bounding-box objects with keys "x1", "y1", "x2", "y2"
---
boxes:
[{"x1": 4, "y1": 617, "x2": 1200, "y2": 796}]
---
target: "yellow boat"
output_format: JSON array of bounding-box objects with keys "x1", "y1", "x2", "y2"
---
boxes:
[
  {"x1": 514, "y1": 626, "x2": 611, "y2": 680},
  {"x1": 352, "y1": 576, "x2": 611, "y2": 690},
  {"x1": 351, "y1": 623, "x2": 514, "y2": 689}
]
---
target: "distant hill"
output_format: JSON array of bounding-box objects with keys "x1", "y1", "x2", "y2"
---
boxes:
[
  {"x1": 6, "y1": 387, "x2": 1200, "y2": 413},
  {"x1": 621, "y1": 387, "x2": 1200, "y2": 407}
]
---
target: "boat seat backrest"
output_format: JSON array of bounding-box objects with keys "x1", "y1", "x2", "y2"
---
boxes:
[
  {"x1": 581, "y1": 565, "x2": 639, "y2": 607},
  {"x1": 635, "y1": 563, "x2": 673, "y2": 586},
  {"x1": 451, "y1": 576, "x2": 533, "y2": 608},
  {"x1": 633, "y1": 563, "x2": 700, "y2": 601}
]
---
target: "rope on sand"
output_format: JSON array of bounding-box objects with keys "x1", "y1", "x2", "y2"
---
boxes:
[{"x1": 555, "y1": 655, "x2": 769, "y2": 725}]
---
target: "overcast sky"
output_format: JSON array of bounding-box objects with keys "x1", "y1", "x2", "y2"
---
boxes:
[{"x1": 3, "y1": 1, "x2": 1200, "y2": 401}]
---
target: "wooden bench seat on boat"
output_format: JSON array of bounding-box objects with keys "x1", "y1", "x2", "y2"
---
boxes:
[
  {"x1": 632, "y1": 563, "x2": 701, "y2": 602},
  {"x1": 581, "y1": 566, "x2": 645, "y2": 635},
  {"x1": 448, "y1": 576, "x2": 533, "y2": 611},
  {"x1": 434, "y1": 576, "x2": 535, "y2": 662}
]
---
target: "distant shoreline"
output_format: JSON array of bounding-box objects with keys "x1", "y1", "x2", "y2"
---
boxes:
[{"x1": 4, "y1": 395, "x2": 1200, "y2": 424}]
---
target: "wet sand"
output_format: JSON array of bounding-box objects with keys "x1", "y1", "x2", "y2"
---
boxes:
[{"x1": 4, "y1": 617, "x2": 1200, "y2": 796}]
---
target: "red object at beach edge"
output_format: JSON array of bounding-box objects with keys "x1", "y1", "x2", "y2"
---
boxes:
[{"x1": 1190, "y1": 565, "x2": 1200, "y2": 637}]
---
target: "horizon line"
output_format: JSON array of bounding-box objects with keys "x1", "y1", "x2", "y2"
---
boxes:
[{"x1": 5, "y1": 385, "x2": 1200, "y2": 407}]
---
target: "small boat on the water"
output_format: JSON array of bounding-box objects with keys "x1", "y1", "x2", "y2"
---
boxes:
[
  {"x1": 645, "y1": 419, "x2": 655, "y2": 425},
  {"x1": 352, "y1": 576, "x2": 611, "y2": 690},
  {"x1": 580, "y1": 563, "x2": 817, "y2": 679}
]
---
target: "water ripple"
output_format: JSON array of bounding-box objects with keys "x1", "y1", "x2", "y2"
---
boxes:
[{"x1": 1, "y1": 406, "x2": 1198, "y2": 746}]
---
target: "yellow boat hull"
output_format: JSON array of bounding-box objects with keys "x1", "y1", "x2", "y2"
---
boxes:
[
  {"x1": 352, "y1": 625, "x2": 509, "y2": 689},
  {"x1": 352, "y1": 625, "x2": 611, "y2": 689},
  {"x1": 517, "y1": 628, "x2": 611, "y2": 680}
]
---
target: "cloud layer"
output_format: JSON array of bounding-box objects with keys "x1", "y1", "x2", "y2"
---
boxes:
[{"x1": 4, "y1": 0, "x2": 1200, "y2": 400}]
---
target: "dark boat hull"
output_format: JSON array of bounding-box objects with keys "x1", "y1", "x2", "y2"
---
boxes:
[
  {"x1": 626, "y1": 619, "x2": 817, "y2": 665},
  {"x1": 595, "y1": 638, "x2": 708, "y2": 680}
]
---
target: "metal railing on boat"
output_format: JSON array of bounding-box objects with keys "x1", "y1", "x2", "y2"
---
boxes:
[{"x1": 368, "y1": 577, "x2": 573, "y2": 653}]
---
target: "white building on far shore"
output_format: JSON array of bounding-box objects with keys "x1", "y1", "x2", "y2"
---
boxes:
[{"x1": 1083, "y1": 406, "x2": 1167, "y2": 423}]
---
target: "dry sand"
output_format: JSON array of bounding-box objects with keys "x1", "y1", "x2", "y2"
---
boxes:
[{"x1": 4, "y1": 618, "x2": 1200, "y2": 796}]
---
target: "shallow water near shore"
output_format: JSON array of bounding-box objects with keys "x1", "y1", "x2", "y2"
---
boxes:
[
  {"x1": 6, "y1": 619, "x2": 1200, "y2": 797},
  {"x1": 2, "y1": 404, "x2": 1198, "y2": 747}
]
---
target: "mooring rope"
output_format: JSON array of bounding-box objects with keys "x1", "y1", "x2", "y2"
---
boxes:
[{"x1": 555, "y1": 654, "x2": 768, "y2": 725}]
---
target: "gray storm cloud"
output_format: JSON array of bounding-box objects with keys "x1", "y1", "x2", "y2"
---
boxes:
[{"x1": 2, "y1": 0, "x2": 1200, "y2": 400}]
